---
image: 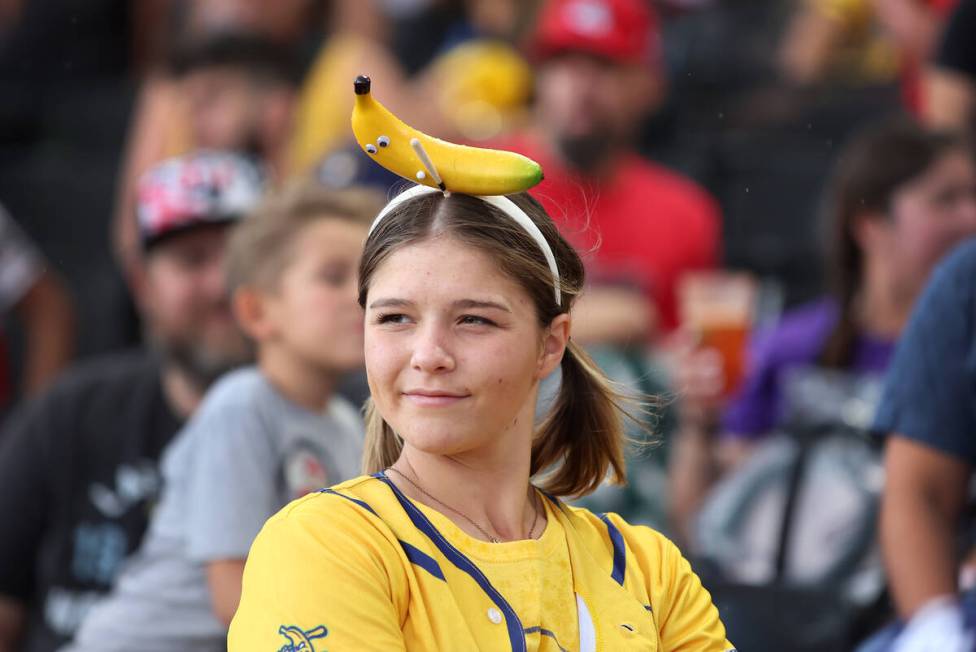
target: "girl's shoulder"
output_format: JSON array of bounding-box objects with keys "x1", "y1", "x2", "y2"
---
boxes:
[
  {"x1": 253, "y1": 475, "x2": 409, "y2": 574},
  {"x1": 558, "y1": 502, "x2": 682, "y2": 571},
  {"x1": 271, "y1": 475, "x2": 392, "y2": 525},
  {"x1": 266, "y1": 474, "x2": 423, "y2": 540},
  {"x1": 561, "y1": 503, "x2": 731, "y2": 648}
]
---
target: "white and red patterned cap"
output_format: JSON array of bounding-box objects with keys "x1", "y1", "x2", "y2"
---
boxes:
[{"x1": 136, "y1": 151, "x2": 265, "y2": 250}]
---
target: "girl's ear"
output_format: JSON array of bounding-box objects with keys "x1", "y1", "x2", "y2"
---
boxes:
[{"x1": 537, "y1": 313, "x2": 571, "y2": 380}]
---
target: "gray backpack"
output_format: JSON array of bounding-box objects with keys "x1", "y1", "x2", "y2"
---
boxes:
[{"x1": 693, "y1": 367, "x2": 888, "y2": 651}]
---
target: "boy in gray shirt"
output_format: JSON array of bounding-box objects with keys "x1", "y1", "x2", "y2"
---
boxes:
[{"x1": 65, "y1": 181, "x2": 385, "y2": 651}]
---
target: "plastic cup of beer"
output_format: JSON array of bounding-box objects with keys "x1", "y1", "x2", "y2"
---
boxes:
[{"x1": 678, "y1": 272, "x2": 757, "y2": 397}]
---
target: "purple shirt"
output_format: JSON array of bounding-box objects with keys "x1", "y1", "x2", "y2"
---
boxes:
[{"x1": 721, "y1": 298, "x2": 895, "y2": 439}]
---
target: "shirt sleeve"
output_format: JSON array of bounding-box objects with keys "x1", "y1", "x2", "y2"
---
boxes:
[
  {"x1": 183, "y1": 394, "x2": 279, "y2": 562},
  {"x1": 624, "y1": 519, "x2": 734, "y2": 651},
  {"x1": 873, "y1": 242, "x2": 976, "y2": 462},
  {"x1": 935, "y1": 0, "x2": 976, "y2": 79},
  {"x1": 228, "y1": 495, "x2": 408, "y2": 651},
  {"x1": 0, "y1": 394, "x2": 54, "y2": 598}
]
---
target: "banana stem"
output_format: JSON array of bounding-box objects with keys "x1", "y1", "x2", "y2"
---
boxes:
[{"x1": 410, "y1": 138, "x2": 447, "y2": 193}]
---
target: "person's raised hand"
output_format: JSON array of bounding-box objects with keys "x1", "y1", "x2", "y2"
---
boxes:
[{"x1": 667, "y1": 330, "x2": 726, "y2": 430}]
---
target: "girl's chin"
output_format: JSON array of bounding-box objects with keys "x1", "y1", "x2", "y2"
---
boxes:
[{"x1": 399, "y1": 429, "x2": 486, "y2": 457}]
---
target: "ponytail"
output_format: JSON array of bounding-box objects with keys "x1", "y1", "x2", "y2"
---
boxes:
[
  {"x1": 531, "y1": 340, "x2": 629, "y2": 497},
  {"x1": 361, "y1": 398, "x2": 402, "y2": 474}
]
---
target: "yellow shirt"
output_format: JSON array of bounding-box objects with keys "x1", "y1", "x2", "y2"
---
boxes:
[{"x1": 229, "y1": 474, "x2": 735, "y2": 651}]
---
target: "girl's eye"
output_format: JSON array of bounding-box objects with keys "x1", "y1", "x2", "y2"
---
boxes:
[{"x1": 459, "y1": 315, "x2": 495, "y2": 326}]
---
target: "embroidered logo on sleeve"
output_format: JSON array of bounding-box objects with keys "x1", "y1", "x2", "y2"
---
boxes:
[{"x1": 277, "y1": 624, "x2": 328, "y2": 651}]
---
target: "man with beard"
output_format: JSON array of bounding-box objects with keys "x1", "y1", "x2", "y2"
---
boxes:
[
  {"x1": 0, "y1": 151, "x2": 261, "y2": 652},
  {"x1": 499, "y1": 0, "x2": 721, "y2": 343}
]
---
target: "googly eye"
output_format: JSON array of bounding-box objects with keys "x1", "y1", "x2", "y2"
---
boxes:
[
  {"x1": 365, "y1": 144, "x2": 378, "y2": 154},
  {"x1": 377, "y1": 135, "x2": 390, "y2": 148}
]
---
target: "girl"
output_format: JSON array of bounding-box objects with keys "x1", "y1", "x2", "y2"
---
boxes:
[{"x1": 229, "y1": 183, "x2": 734, "y2": 650}]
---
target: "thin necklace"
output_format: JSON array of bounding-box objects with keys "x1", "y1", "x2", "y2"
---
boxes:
[{"x1": 387, "y1": 461, "x2": 541, "y2": 544}]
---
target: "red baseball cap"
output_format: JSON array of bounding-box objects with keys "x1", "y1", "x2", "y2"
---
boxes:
[
  {"x1": 529, "y1": 0, "x2": 660, "y2": 65},
  {"x1": 136, "y1": 151, "x2": 265, "y2": 250}
]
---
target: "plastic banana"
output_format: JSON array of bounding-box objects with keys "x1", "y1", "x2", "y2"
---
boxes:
[{"x1": 351, "y1": 75, "x2": 542, "y2": 195}]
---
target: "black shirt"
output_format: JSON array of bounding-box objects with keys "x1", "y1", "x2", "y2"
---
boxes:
[
  {"x1": 0, "y1": 350, "x2": 182, "y2": 652},
  {"x1": 937, "y1": 0, "x2": 976, "y2": 79}
]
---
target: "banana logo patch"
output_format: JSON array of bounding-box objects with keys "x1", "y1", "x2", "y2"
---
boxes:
[{"x1": 277, "y1": 624, "x2": 328, "y2": 651}]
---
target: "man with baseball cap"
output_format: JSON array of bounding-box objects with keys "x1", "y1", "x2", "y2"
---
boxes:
[
  {"x1": 0, "y1": 151, "x2": 261, "y2": 652},
  {"x1": 500, "y1": 0, "x2": 720, "y2": 341}
]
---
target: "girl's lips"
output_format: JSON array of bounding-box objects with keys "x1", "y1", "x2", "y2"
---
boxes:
[{"x1": 402, "y1": 392, "x2": 470, "y2": 407}]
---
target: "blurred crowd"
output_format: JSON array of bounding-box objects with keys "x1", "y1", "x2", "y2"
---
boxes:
[{"x1": 1, "y1": 0, "x2": 975, "y2": 650}]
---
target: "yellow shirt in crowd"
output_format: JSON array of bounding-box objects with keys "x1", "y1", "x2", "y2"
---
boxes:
[
  {"x1": 809, "y1": 0, "x2": 899, "y2": 81},
  {"x1": 229, "y1": 474, "x2": 735, "y2": 651}
]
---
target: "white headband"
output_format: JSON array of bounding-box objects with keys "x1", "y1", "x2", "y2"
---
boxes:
[{"x1": 368, "y1": 185, "x2": 562, "y2": 306}]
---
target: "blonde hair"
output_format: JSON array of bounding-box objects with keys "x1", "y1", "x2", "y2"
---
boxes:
[
  {"x1": 226, "y1": 178, "x2": 385, "y2": 293},
  {"x1": 358, "y1": 191, "x2": 638, "y2": 498}
]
